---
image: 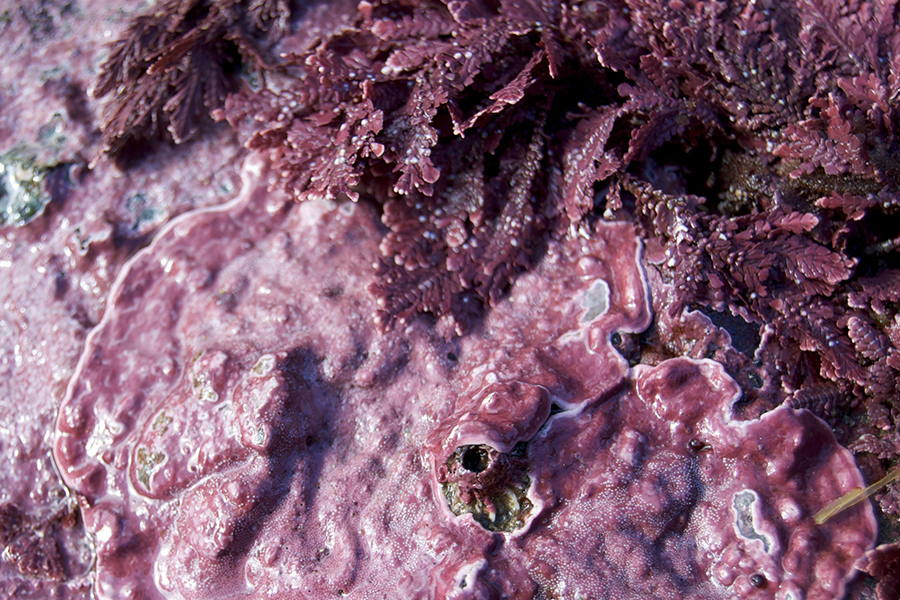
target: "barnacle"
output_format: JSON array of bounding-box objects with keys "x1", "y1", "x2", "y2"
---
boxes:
[
  {"x1": 0, "y1": 149, "x2": 52, "y2": 226},
  {"x1": 440, "y1": 444, "x2": 533, "y2": 533}
]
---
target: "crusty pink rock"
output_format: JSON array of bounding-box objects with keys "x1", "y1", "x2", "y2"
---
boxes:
[
  {"x1": 55, "y1": 161, "x2": 875, "y2": 599},
  {"x1": 0, "y1": 3, "x2": 248, "y2": 596}
]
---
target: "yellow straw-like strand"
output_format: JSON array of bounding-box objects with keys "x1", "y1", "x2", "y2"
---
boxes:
[{"x1": 814, "y1": 465, "x2": 900, "y2": 525}]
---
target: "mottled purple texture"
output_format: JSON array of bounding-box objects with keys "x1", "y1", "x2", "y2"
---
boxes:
[
  {"x1": 203, "y1": 0, "x2": 900, "y2": 514},
  {"x1": 1, "y1": 0, "x2": 898, "y2": 597},
  {"x1": 54, "y1": 163, "x2": 875, "y2": 599},
  {"x1": 89, "y1": 0, "x2": 900, "y2": 514},
  {"x1": 0, "y1": 2, "x2": 249, "y2": 597}
]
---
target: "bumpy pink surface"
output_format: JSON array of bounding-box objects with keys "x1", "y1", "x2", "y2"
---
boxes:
[
  {"x1": 53, "y1": 161, "x2": 875, "y2": 599},
  {"x1": 0, "y1": 3, "x2": 246, "y2": 596}
]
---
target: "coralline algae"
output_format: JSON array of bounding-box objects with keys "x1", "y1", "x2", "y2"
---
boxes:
[
  {"x1": 0, "y1": 1, "x2": 892, "y2": 597},
  {"x1": 53, "y1": 162, "x2": 876, "y2": 599}
]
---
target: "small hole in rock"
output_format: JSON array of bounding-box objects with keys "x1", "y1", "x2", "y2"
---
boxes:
[
  {"x1": 441, "y1": 444, "x2": 532, "y2": 532},
  {"x1": 747, "y1": 371, "x2": 763, "y2": 389},
  {"x1": 749, "y1": 573, "x2": 766, "y2": 589},
  {"x1": 689, "y1": 439, "x2": 710, "y2": 452},
  {"x1": 611, "y1": 332, "x2": 622, "y2": 346},
  {"x1": 462, "y1": 446, "x2": 489, "y2": 473}
]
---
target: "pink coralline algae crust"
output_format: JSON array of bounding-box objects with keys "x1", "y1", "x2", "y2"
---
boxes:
[
  {"x1": 0, "y1": 3, "x2": 247, "y2": 597},
  {"x1": 54, "y1": 164, "x2": 875, "y2": 599}
]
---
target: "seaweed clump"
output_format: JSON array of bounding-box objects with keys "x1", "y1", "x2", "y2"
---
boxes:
[{"x1": 93, "y1": 0, "x2": 289, "y2": 155}]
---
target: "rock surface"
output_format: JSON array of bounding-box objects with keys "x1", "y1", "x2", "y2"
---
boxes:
[
  {"x1": 0, "y1": 2, "x2": 244, "y2": 596},
  {"x1": 0, "y1": 1, "x2": 892, "y2": 598},
  {"x1": 53, "y1": 161, "x2": 876, "y2": 599}
]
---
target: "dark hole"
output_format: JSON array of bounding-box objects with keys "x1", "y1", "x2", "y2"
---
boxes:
[
  {"x1": 53, "y1": 271, "x2": 68, "y2": 300},
  {"x1": 669, "y1": 510, "x2": 690, "y2": 535},
  {"x1": 461, "y1": 446, "x2": 490, "y2": 473},
  {"x1": 593, "y1": 182, "x2": 609, "y2": 215},
  {"x1": 849, "y1": 209, "x2": 900, "y2": 275},
  {"x1": 447, "y1": 352, "x2": 458, "y2": 362},
  {"x1": 689, "y1": 439, "x2": 710, "y2": 452},
  {"x1": 733, "y1": 391, "x2": 753, "y2": 409},
  {"x1": 639, "y1": 132, "x2": 728, "y2": 209},
  {"x1": 610, "y1": 332, "x2": 622, "y2": 346},
  {"x1": 700, "y1": 308, "x2": 761, "y2": 357},
  {"x1": 749, "y1": 573, "x2": 766, "y2": 589},
  {"x1": 549, "y1": 403, "x2": 565, "y2": 416},
  {"x1": 747, "y1": 371, "x2": 763, "y2": 389}
]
